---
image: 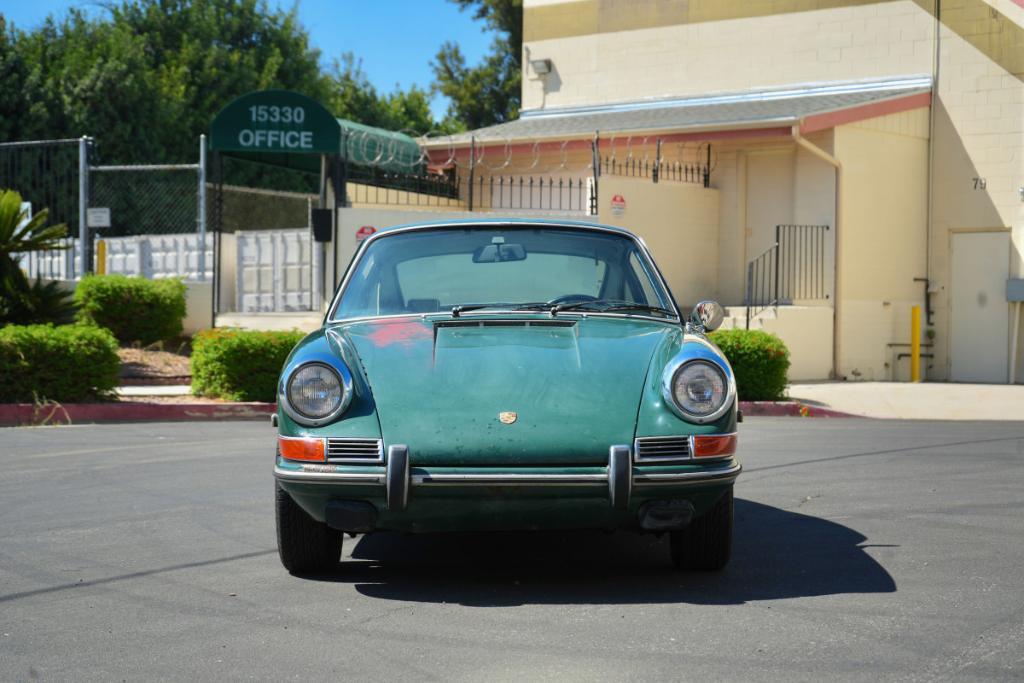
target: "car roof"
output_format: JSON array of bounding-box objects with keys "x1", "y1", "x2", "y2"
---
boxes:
[{"x1": 370, "y1": 217, "x2": 638, "y2": 238}]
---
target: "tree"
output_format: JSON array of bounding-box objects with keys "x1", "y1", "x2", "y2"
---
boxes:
[
  {"x1": 107, "y1": 0, "x2": 329, "y2": 162},
  {"x1": 431, "y1": 0, "x2": 522, "y2": 131},
  {"x1": 2, "y1": 0, "x2": 459, "y2": 163},
  {"x1": 0, "y1": 1, "x2": 329, "y2": 164},
  {"x1": 326, "y1": 54, "x2": 436, "y2": 134},
  {"x1": 13, "y1": 10, "x2": 172, "y2": 160},
  {"x1": 0, "y1": 189, "x2": 77, "y2": 325}
]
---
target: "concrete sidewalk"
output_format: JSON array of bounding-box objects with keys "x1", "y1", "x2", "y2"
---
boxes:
[
  {"x1": 116, "y1": 385, "x2": 192, "y2": 397},
  {"x1": 788, "y1": 381, "x2": 1024, "y2": 420}
]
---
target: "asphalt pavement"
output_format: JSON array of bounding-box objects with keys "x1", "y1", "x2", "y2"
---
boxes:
[{"x1": 1, "y1": 418, "x2": 1023, "y2": 681}]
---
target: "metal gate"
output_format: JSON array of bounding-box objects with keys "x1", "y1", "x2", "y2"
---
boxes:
[
  {"x1": 88, "y1": 136, "x2": 207, "y2": 280},
  {"x1": 0, "y1": 137, "x2": 86, "y2": 277},
  {"x1": 235, "y1": 228, "x2": 320, "y2": 312}
]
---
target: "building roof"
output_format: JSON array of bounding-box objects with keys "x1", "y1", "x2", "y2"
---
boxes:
[{"x1": 423, "y1": 77, "x2": 932, "y2": 147}]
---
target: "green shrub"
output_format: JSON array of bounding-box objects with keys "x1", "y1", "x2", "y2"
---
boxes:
[
  {"x1": 1, "y1": 276, "x2": 79, "y2": 326},
  {"x1": 709, "y1": 328, "x2": 790, "y2": 401},
  {"x1": 75, "y1": 274, "x2": 187, "y2": 345},
  {"x1": 0, "y1": 324, "x2": 120, "y2": 402},
  {"x1": 191, "y1": 328, "x2": 305, "y2": 402}
]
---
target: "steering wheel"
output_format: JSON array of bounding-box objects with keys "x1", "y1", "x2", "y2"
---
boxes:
[{"x1": 546, "y1": 294, "x2": 599, "y2": 305}]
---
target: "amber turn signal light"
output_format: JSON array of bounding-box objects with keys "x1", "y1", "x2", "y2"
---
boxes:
[
  {"x1": 691, "y1": 433, "x2": 737, "y2": 458},
  {"x1": 278, "y1": 435, "x2": 325, "y2": 462}
]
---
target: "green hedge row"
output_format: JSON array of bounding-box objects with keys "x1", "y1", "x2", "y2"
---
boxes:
[
  {"x1": 191, "y1": 329, "x2": 305, "y2": 402},
  {"x1": 709, "y1": 328, "x2": 791, "y2": 401},
  {"x1": 75, "y1": 274, "x2": 186, "y2": 345},
  {"x1": 0, "y1": 324, "x2": 120, "y2": 402}
]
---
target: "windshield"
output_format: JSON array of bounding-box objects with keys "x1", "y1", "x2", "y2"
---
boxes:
[{"x1": 331, "y1": 227, "x2": 675, "y2": 320}]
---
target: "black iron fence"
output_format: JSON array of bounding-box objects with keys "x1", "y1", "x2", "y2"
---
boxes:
[
  {"x1": 346, "y1": 164, "x2": 461, "y2": 208},
  {"x1": 468, "y1": 175, "x2": 592, "y2": 213},
  {"x1": 600, "y1": 157, "x2": 709, "y2": 186},
  {"x1": 745, "y1": 224, "x2": 831, "y2": 328}
]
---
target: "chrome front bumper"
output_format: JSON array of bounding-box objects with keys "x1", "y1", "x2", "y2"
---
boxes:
[{"x1": 275, "y1": 444, "x2": 741, "y2": 512}]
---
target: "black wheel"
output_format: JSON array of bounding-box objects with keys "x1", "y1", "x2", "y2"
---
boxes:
[
  {"x1": 670, "y1": 487, "x2": 733, "y2": 571},
  {"x1": 275, "y1": 483, "x2": 342, "y2": 574}
]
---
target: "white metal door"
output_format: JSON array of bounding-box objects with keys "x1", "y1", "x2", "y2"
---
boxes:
[
  {"x1": 950, "y1": 231, "x2": 1009, "y2": 383},
  {"x1": 235, "y1": 229, "x2": 318, "y2": 312}
]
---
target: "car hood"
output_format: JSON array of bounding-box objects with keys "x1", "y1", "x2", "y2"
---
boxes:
[{"x1": 335, "y1": 316, "x2": 677, "y2": 465}]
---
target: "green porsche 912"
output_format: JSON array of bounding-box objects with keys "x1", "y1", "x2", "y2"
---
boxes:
[{"x1": 274, "y1": 219, "x2": 740, "y2": 573}]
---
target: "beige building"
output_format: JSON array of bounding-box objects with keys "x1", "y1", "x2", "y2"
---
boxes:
[{"x1": 411, "y1": 0, "x2": 1024, "y2": 384}]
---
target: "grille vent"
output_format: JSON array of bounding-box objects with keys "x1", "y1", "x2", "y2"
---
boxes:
[
  {"x1": 634, "y1": 436, "x2": 691, "y2": 463},
  {"x1": 326, "y1": 438, "x2": 383, "y2": 463}
]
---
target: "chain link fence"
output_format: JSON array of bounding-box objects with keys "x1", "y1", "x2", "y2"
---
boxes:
[
  {"x1": 215, "y1": 184, "x2": 313, "y2": 233},
  {"x1": 90, "y1": 165, "x2": 200, "y2": 237}
]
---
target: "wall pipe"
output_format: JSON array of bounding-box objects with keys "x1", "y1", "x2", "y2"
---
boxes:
[{"x1": 791, "y1": 125, "x2": 843, "y2": 380}]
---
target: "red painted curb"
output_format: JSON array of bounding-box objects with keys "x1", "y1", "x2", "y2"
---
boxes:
[
  {"x1": 1, "y1": 400, "x2": 855, "y2": 426},
  {"x1": 739, "y1": 401, "x2": 858, "y2": 418},
  {"x1": 0, "y1": 401, "x2": 275, "y2": 426}
]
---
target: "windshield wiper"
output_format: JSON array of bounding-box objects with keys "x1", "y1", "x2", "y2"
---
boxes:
[
  {"x1": 552, "y1": 300, "x2": 676, "y2": 317},
  {"x1": 510, "y1": 302, "x2": 558, "y2": 312},
  {"x1": 450, "y1": 303, "x2": 509, "y2": 317},
  {"x1": 451, "y1": 302, "x2": 556, "y2": 317}
]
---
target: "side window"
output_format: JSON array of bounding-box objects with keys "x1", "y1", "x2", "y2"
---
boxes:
[{"x1": 627, "y1": 252, "x2": 661, "y2": 305}]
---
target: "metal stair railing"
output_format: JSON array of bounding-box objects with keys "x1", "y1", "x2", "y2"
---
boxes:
[
  {"x1": 745, "y1": 242, "x2": 779, "y2": 329},
  {"x1": 745, "y1": 224, "x2": 831, "y2": 329}
]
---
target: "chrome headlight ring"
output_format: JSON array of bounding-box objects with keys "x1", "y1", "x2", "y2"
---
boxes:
[
  {"x1": 279, "y1": 357, "x2": 354, "y2": 427},
  {"x1": 660, "y1": 342, "x2": 737, "y2": 424}
]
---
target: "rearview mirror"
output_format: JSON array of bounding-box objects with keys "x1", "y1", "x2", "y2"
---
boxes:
[
  {"x1": 472, "y1": 243, "x2": 527, "y2": 263},
  {"x1": 691, "y1": 300, "x2": 725, "y2": 332}
]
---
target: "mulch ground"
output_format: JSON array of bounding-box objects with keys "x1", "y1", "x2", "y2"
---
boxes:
[{"x1": 117, "y1": 346, "x2": 192, "y2": 385}]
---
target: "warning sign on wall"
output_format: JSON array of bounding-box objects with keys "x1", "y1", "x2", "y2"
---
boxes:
[
  {"x1": 610, "y1": 194, "x2": 626, "y2": 216},
  {"x1": 356, "y1": 225, "x2": 376, "y2": 242}
]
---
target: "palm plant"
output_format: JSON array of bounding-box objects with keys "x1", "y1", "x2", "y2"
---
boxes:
[{"x1": 0, "y1": 189, "x2": 77, "y2": 325}]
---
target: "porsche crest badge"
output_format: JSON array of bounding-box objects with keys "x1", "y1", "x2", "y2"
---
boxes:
[{"x1": 499, "y1": 411, "x2": 518, "y2": 424}]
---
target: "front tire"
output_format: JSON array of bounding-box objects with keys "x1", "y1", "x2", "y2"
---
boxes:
[
  {"x1": 670, "y1": 487, "x2": 733, "y2": 571},
  {"x1": 275, "y1": 483, "x2": 342, "y2": 574}
]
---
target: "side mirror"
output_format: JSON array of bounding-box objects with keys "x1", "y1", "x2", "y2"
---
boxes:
[{"x1": 690, "y1": 300, "x2": 724, "y2": 332}]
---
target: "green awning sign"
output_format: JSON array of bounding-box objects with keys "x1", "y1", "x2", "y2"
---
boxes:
[{"x1": 210, "y1": 90, "x2": 340, "y2": 155}]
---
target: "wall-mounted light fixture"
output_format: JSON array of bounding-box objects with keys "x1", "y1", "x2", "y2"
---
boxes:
[{"x1": 530, "y1": 58, "x2": 552, "y2": 76}]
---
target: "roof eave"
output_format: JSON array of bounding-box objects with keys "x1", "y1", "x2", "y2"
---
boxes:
[{"x1": 420, "y1": 116, "x2": 802, "y2": 150}]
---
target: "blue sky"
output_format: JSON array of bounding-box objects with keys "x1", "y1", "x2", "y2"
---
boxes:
[{"x1": 0, "y1": 0, "x2": 497, "y2": 119}]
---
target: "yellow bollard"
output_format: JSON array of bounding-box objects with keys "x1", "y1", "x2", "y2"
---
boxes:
[
  {"x1": 96, "y1": 240, "x2": 106, "y2": 275},
  {"x1": 910, "y1": 305, "x2": 921, "y2": 382}
]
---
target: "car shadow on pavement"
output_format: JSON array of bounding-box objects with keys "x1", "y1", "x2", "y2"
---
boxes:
[{"x1": 299, "y1": 499, "x2": 896, "y2": 606}]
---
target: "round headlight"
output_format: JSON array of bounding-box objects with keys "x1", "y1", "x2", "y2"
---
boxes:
[
  {"x1": 671, "y1": 360, "x2": 728, "y2": 419},
  {"x1": 286, "y1": 363, "x2": 346, "y2": 421}
]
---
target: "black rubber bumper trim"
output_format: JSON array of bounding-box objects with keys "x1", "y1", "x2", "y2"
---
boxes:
[
  {"x1": 386, "y1": 444, "x2": 410, "y2": 511},
  {"x1": 608, "y1": 445, "x2": 631, "y2": 510}
]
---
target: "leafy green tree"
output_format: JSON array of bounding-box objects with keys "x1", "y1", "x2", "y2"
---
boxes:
[
  {"x1": 431, "y1": 0, "x2": 522, "y2": 130},
  {"x1": 0, "y1": 189, "x2": 77, "y2": 325},
  {"x1": 107, "y1": 0, "x2": 329, "y2": 162},
  {"x1": 326, "y1": 54, "x2": 437, "y2": 134},
  {"x1": 0, "y1": 1, "x2": 329, "y2": 164},
  {"x1": 0, "y1": 17, "x2": 31, "y2": 142},
  {"x1": 13, "y1": 10, "x2": 170, "y2": 160}
]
